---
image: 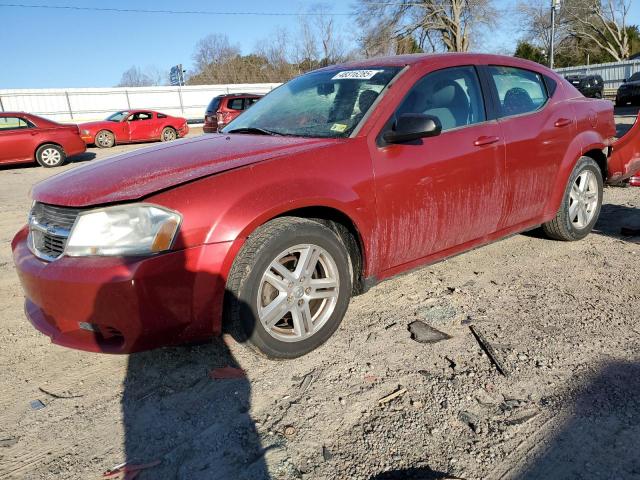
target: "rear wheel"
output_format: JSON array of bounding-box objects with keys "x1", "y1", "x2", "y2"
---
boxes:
[
  {"x1": 225, "y1": 217, "x2": 352, "y2": 359},
  {"x1": 161, "y1": 127, "x2": 177, "y2": 142},
  {"x1": 95, "y1": 130, "x2": 115, "y2": 148},
  {"x1": 542, "y1": 156, "x2": 603, "y2": 241},
  {"x1": 35, "y1": 144, "x2": 65, "y2": 168}
]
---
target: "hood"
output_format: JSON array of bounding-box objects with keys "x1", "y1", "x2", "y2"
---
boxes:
[
  {"x1": 32, "y1": 134, "x2": 336, "y2": 207},
  {"x1": 78, "y1": 120, "x2": 114, "y2": 130}
]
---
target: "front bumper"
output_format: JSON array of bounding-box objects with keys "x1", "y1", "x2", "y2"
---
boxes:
[
  {"x1": 80, "y1": 134, "x2": 95, "y2": 145},
  {"x1": 11, "y1": 227, "x2": 231, "y2": 353}
]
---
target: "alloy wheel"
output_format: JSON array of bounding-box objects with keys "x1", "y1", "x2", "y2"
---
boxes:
[
  {"x1": 569, "y1": 170, "x2": 598, "y2": 229},
  {"x1": 257, "y1": 244, "x2": 340, "y2": 343}
]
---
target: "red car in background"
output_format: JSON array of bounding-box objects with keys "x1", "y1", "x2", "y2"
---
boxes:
[
  {"x1": 203, "y1": 93, "x2": 261, "y2": 133},
  {"x1": 11, "y1": 54, "x2": 640, "y2": 359},
  {"x1": 79, "y1": 110, "x2": 189, "y2": 148},
  {"x1": 0, "y1": 112, "x2": 86, "y2": 168}
]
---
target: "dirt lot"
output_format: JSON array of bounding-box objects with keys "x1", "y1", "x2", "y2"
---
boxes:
[{"x1": 0, "y1": 119, "x2": 639, "y2": 480}]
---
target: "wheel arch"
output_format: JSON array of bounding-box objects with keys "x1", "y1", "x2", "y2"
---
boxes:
[
  {"x1": 34, "y1": 141, "x2": 64, "y2": 158},
  {"x1": 582, "y1": 148, "x2": 608, "y2": 181},
  {"x1": 544, "y1": 131, "x2": 607, "y2": 218}
]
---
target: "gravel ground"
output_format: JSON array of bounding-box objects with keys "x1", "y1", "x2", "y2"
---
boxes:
[{"x1": 0, "y1": 118, "x2": 638, "y2": 480}]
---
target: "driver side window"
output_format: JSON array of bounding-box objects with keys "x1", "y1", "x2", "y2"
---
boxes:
[{"x1": 396, "y1": 66, "x2": 486, "y2": 132}]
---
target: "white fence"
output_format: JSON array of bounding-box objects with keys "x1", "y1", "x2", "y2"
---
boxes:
[
  {"x1": 0, "y1": 83, "x2": 281, "y2": 123},
  {"x1": 555, "y1": 60, "x2": 640, "y2": 89}
]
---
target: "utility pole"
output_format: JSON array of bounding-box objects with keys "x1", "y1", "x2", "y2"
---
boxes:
[{"x1": 550, "y1": 0, "x2": 561, "y2": 69}]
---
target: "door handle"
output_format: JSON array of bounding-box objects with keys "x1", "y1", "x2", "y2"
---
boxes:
[
  {"x1": 554, "y1": 118, "x2": 572, "y2": 127},
  {"x1": 474, "y1": 136, "x2": 500, "y2": 146}
]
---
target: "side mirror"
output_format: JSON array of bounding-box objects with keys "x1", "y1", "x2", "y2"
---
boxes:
[
  {"x1": 383, "y1": 113, "x2": 442, "y2": 144},
  {"x1": 623, "y1": 78, "x2": 627, "y2": 83}
]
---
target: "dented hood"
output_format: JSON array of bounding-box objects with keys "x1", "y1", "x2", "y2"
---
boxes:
[
  {"x1": 609, "y1": 112, "x2": 640, "y2": 184},
  {"x1": 32, "y1": 134, "x2": 335, "y2": 207}
]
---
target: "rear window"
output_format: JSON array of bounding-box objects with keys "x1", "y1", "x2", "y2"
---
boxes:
[{"x1": 206, "y1": 96, "x2": 222, "y2": 113}]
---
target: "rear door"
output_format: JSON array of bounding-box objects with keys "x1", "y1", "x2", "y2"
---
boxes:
[
  {"x1": 0, "y1": 116, "x2": 35, "y2": 163},
  {"x1": 483, "y1": 65, "x2": 575, "y2": 229},
  {"x1": 370, "y1": 65, "x2": 506, "y2": 269}
]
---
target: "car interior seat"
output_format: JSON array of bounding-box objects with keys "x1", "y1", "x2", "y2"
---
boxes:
[
  {"x1": 502, "y1": 87, "x2": 535, "y2": 116},
  {"x1": 423, "y1": 80, "x2": 470, "y2": 131}
]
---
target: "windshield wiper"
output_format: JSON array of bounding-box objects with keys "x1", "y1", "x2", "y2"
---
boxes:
[{"x1": 225, "y1": 127, "x2": 281, "y2": 136}]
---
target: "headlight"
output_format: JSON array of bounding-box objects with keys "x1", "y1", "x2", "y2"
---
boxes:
[{"x1": 65, "y1": 203, "x2": 181, "y2": 257}]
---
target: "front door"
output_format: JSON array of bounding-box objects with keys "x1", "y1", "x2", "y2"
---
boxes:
[
  {"x1": 371, "y1": 65, "x2": 506, "y2": 270},
  {"x1": 126, "y1": 111, "x2": 155, "y2": 141}
]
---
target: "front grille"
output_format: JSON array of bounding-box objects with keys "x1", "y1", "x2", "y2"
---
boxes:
[{"x1": 28, "y1": 202, "x2": 84, "y2": 260}]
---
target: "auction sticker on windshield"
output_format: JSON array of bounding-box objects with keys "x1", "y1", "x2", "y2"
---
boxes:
[{"x1": 331, "y1": 70, "x2": 382, "y2": 80}]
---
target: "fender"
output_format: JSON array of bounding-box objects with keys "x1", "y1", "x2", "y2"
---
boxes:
[
  {"x1": 544, "y1": 129, "x2": 607, "y2": 218},
  {"x1": 609, "y1": 112, "x2": 640, "y2": 184},
  {"x1": 149, "y1": 139, "x2": 377, "y2": 276}
]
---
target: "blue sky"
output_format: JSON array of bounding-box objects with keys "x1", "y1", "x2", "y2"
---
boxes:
[{"x1": 0, "y1": 0, "x2": 638, "y2": 89}]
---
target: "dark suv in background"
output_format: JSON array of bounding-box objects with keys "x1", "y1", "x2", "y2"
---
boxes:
[
  {"x1": 203, "y1": 93, "x2": 262, "y2": 133},
  {"x1": 615, "y1": 71, "x2": 640, "y2": 106},
  {"x1": 565, "y1": 74, "x2": 604, "y2": 98}
]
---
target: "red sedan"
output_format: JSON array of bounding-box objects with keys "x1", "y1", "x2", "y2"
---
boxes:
[
  {"x1": 79, "y1": 110, "x2": 189, "y2": 148},
  {"x1": 0, "y1": 112, "x2": 86, "y2": 167},
  {"x1": 11, "y1": 54, "x2": 640, "y2": 358}
]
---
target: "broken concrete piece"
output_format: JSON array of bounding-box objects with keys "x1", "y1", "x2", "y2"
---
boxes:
[
  {"x1": 378, "y1": 386, "x2": 407, "y2": 405},
  {"x1": 408, "y1": 321, "x2": 452, "y2": 344}
]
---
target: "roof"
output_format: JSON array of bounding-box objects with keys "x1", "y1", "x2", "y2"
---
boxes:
[{"x1": 315, "y1": 52, "x2": 555, "y2": 76}]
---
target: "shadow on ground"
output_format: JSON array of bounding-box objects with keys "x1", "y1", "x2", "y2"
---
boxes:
[
  {"x1": 516, "y1": 361, "x2": 640, "y2": 479},
  {"x1": 592, "y1": 203, "x2": 640, "y2": 241},
  {"x1": 0, "y1": 152, "x2": 96, "y2": 171},
  {"x1": 83, "y1": 232, "x2": 271, "y2": 479}
]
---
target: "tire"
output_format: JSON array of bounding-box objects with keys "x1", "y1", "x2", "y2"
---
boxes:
[
  {"x1": 95, "y1": 130, "x2": 115, "y2": 148},
  {"x1": 225, "y1": 217, "x2": 353, "y2": 359},
  {"x1": 542, "y1": 156, "x2": 603, "y2": 241},
  {"x1": 161, "y1": 127, "x2": 177, "y2": 142},
  {"x1": 35, "y1": 144, "x2": 66, "y2": 168}
]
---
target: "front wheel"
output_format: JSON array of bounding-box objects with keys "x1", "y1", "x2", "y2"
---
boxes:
[
  {"x1": 225, "y1": 217, "x2": 352, "y2": 359},
  {"x1": 95, "y1": 130, "x2": 115, "y2": 148},
  {"x1": 542, "y1": 156, "x2": 603, "y2": 241}
]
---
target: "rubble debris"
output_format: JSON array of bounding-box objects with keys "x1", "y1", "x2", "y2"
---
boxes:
[
  {"x1": 408, "y1": 321, "x2": 451, "y2": 344},
  {"x1": 469, "y1": 325, "x2": 508, "y2": 377},
  {"x1": 0, "y1": 437, "x2": 18, "y2": 448},
  {"x1": 458, "y1": 410, "x2": 482, "y2": 433},
  {"x1": 283, "y1": 425, "x2": 296, "y2": 437},
  {"x1": 29, "y1": 400, "x2": 45, "y2": 410},
  {"x1": 208, "y1": 366, "x2": 246, "y2": 380},
  {"x1": 504, "y1": 409, "x2": 539, "y2": 426},
  {"x1": 321, "y1": 445, "x2": 333, "y2": 461},
  {"x1": 298, "y1": 371, "x2": 314, "y2": 393},
  {"x1": 424, "y1": 305, "x2": 457, "y2": 324},
  {"x1": 620, "y1": 226, "x2": 640, "y2": 236},
  {"x1": 378, "y1": 386, "x2": 407, "y2": 405},
  {"x1": 103, "y1": 460, "x2": 161, "y2": 479},
  {"x1": 38, "y1": 387, "x2": 83, "y2": 399}
]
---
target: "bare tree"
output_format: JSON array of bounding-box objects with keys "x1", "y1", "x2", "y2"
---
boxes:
[
  {"x1": 192, "y1": 34, "x2": 240, "y2": 75},
  {"x1": 354, "y1": 0, "x2": 496, "y2": 56},
  {"x1": 566, "y1": 0, "x2": 631, "y2": 61},
  {"x1": 117, "y1": 66, "x2": 155, "y2": 87}
]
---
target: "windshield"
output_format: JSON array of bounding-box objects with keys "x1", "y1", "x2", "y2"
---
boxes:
[
  {"x1": 222, "y1": 67, "x2": 401, "y2": 138},
  {"x1": 628, "y1": 72, "x2": 640, "y2": 82},
  {"x1": 106, "y1": 111, "x2": 129, "y2": 122}
]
